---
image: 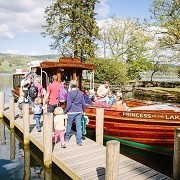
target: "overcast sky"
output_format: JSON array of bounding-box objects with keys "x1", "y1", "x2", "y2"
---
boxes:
[{"x1": 0, "y1": 0, "x2": 154, "y2": 55}]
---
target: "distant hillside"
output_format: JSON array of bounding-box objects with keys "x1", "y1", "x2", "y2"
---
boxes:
[{"x1": 0, "y1": 53, "x2": 60, "y2": 73}]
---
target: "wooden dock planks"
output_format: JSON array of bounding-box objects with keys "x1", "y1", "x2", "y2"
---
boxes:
[{"x1": 3, "y1": 103, "x2": 172, "y2": 180}]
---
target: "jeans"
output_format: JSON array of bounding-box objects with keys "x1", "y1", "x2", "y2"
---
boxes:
[
  {"x1": 47, "y1": 104, "x2": 57, "y2": 113},
  {"x1": 28, "y1": 96, "x2": 34, "y2": 107},
  {"x1": 65, "y1": 113, "x2": 82, "y2": 144},
  {"x1": 34, "y1": 114, "x2": 41, "y2": 130}
]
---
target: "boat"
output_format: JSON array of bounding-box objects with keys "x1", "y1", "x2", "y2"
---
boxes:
[{"x1": 11, "y1": 57, "x2": 180, "y2": 154}]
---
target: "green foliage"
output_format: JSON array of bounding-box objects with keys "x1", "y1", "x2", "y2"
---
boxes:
[
  {"x1": 149, "y1": 0, "x2": 180, "y2": 51},
  {"x1": 87, "y1": 58, "x2": 128, "y2": 85},
  {"x1": 0, "y1": 54, "x2": 58, "y2": 73},
  {"x1": 127, "y1": 58, "x2": 151, "y2": 80},
  {"x1": 98, "y1": 17, "x2": 153, "y2": 80},
  {"x1": 42, "y1": 0, "x2": 100, "y2": 61}
]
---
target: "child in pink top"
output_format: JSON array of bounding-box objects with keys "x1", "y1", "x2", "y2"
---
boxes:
[{"x1": 34, "y1": 77, "x2": 43, "y2": 98}]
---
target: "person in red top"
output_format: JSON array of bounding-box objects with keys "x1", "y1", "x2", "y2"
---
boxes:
[{"x1": 43, "y1": 75, "x2": 61, "y2": 112}]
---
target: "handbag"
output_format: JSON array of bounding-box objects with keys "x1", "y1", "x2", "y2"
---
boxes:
[{"x1": 81, "y1": 115, "x2": 89, "y2": 135}]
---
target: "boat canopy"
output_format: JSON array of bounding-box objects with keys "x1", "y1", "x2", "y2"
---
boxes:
[
  {"x1": 40, "y1": 57, "x2": 96, "y2": 70},
  {"x1": 40, "y1": 57, "x2": 96, "y2": 90}
]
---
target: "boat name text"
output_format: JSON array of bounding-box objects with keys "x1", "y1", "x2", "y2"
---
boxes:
[{"x1": 122, "y1": 112, "x2": 152, "y2": 119}]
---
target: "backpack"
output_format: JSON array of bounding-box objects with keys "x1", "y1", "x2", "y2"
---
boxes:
[
  {"x1": 58, "y1": 88, "x2": 67, "y2": 102},
  {"x1": 29, "y1": 85, "x2": 38, "y2": 99}
]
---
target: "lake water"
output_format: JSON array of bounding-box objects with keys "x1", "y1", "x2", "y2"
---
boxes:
[{"x1": 0, "y1": 74, "x2": 173, "y2": 179}]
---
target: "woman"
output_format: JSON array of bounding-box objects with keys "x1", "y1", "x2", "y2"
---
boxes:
[{"x1": 64, "y1": 80, "x2": 86, "y2": 146}]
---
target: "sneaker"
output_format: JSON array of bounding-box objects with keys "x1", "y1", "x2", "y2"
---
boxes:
[
  {"x1": 77, "y1": 143, "x2": 82, "y2": 146},
  {"x1": 37, "y1": 129, "x2": 41, "y2": 132},
  {"x1": 61, "y1": 144, "x2": 66, "y2": 148},
  {"x1": 82, "y1": 136, "x2": 86, "y2": 140},
  {"x1": 65, "y1": 139, "x2": 69, "y2": 142}
]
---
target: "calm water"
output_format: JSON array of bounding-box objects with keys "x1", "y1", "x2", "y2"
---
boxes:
[{"x1": 0, "y1": 74, "x2": 173, "y2": 179}]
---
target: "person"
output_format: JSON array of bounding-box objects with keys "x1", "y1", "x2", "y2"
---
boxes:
[
  {"x1": 89, "y1": 89, "x2": 97, "y2": 102},
  {"x1": 83, "y1": 89, "x2": 92, "y2": 106},
  {"x1": 64, "y1": 80, "x2": 86, "y2": 146},
  {"x1": 112, "y1": 91, "x2": 129, "y2": 111},
  {"x1": 57, "y1": 82, "x2": 67, "y2": 108},
  {"x1": 97, "y1": 81, "x2": 110, "y2": 98},
  {"x1": 20, "y1": 73, "x2": 30, "y2": 102},
  {"x1": 28, "y1": 82, "x2": 38, "y2": 108},
  {"x1": 96, "y1": 81, "x2": 110, "y2": 105},
  {"x1": 32, "y1": 97, "x2": 43, "y2": 132},
  {"x1": 17, "y1": 91, "x2": 25, "y2": 118},
  {"x1": 43, "y1": 75, "x2": 61, "y2": 113},
  {"x1": 26, "y1": 67, "x2": 38, "y2": 83},
  {"x1": 53, "y1": 107, "x2": 67, "y2": 148},
  {"x1": 107, "y1": 91, "x2": 116, "y2": 105},
  {"x1": 34, "y1": 76, "x2": 43, "y2": 98}
]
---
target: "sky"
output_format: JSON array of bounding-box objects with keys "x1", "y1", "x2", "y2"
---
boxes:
[{"x1": 0, "y1": 0, "x2": 154, "y2": 56}]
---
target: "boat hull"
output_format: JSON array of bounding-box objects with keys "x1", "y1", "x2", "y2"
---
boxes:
[{"x1": 85, "y1": 107, "x2": 180, "y2": 151}]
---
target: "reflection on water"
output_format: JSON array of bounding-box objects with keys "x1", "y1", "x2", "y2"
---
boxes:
[{"x1": 0, "y1": 121, "x2": 24, "y2": 179}]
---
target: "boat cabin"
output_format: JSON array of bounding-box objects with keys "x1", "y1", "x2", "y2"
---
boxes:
[
  {"x1": 12, "y1": 57, "x2": 96, "y2": 99},
  {"x1": 40, "y1": 57, "x2": 96, "y2": 90}
]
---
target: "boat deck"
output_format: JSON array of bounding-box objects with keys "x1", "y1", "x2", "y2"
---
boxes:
[{"x1": 3, "y1": 103, "x2": 172, "y2": 179}]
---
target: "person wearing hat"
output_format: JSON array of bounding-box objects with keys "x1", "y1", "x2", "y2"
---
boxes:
[
  {"x1": 64, "y1": 80, "x2": 86, "y2": 146},
  {"x1": 53, "y1": 107, "x2": 67, "y2": 148}
]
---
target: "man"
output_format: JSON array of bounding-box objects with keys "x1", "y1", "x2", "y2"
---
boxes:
[
  {"x1": 96, "y1": 81, "x2": 110, "y2": 105},
  {"x1": 26, "y1": 67, "x2": 38, "y2": 83},
  {"x1": 97, "y1": 81, "x2": 110, "y2": 97},
  {"x1": 43, "y1": 75, "x2": 61, "y2": 113}
]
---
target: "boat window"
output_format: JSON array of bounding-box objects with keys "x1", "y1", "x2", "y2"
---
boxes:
[
  {"x1": 13, "y1": 75, "x2": 24, "y2": 87},
  {"x1": 13, "y1": 75, "x2": 20, "y2": 87}
]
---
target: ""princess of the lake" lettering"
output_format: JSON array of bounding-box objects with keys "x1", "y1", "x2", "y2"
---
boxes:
[{"x1": 121, "y1": 112, "x2": 180, "y2": 120}]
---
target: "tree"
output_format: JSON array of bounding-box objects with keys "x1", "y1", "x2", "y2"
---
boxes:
[
  {"x1": 42, "y1": 0, "x2": 99, "y2": 61},
  {"x1": 87, "y1": 58, "x2": 128, "y2": 85},
  {"x1": 149, "y1": 0, "x2": 180, "y2": 52},
  {"x1": 98, "y1": 17, "x2": 151, "y2": 80}
]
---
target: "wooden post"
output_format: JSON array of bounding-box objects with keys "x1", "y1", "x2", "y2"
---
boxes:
[
  {"x1": 0, "y1": 92, "x2": 5, "y2": 118},
  {"x1": 9, "y1": 96, "x2": 15, "y2": 129},
  {"x1": 23, "y1": 145, "x2": 30, "y2": 180},
  {"x1": 43, "y1": 113, "x2": 53, "y2": 168},
  {"x1": 105, "y1": 140, "x2": 120, "y2": 180},
  {"x1": 96, "y1": 108, "x2": 104, "y2": 145},
  {"x1": 173, "y1": 128, "x2": 180, "y2": 180},
  {"x1": 22, "y1": 103, "x2": 30, "y2": 145},
  {"x1": 44, "y1": 167, "x2": 52, "y2": 180},
  {"x1": 0, "y1": 119, "x2": 6, "y2": 145},
  {"x1": 10, "y1": 129, "x2": 15, "y2": 160}
]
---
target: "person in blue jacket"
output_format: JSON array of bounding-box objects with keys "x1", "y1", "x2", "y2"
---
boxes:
[{"x1": 64, "y1": 80, "x2": 86, "y2": 146}]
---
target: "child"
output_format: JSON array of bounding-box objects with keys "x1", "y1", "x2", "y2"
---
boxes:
[
  {"x1": 83, "y1": 90, "x2": 92, "y2": 106},
  {"x1": 53, "y1": 107, "x2": 67, "y2": 148},
  {"x1": 17, "y1": 94, "x2": 24, "y2": 118},
  {"x1": 32, "y1": 97, "x2": 43, "y2": 132},
  {"x1": 107, "y1": 91, "x2": 116, "y2": 105}
]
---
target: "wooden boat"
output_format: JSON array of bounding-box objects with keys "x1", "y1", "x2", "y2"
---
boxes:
[{"x1": 11, "y1": 57, "x2": 180, "y2": 154}]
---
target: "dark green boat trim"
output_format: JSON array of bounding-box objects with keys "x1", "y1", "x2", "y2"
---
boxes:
[{"x1": 103, "y1": 134, "x2": 173, "y2": 156}]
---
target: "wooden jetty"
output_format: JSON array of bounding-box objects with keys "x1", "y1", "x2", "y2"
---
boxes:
[{"x1": 0, "y1": 95, "x2": 175, "y2": 179}]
